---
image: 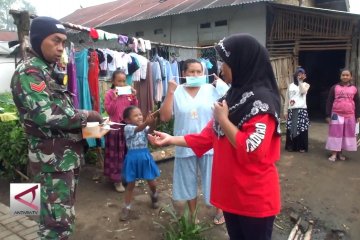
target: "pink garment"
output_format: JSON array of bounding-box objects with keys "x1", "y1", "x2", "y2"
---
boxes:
[
  {"x1": 332, "y1": 85, "x2": 358, "y2": 118},
  {"x1": 104, "y1": 89, "x2": 138, "y2": 122}
]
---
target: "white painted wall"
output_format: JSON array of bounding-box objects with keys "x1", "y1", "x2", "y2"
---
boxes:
[
  {"x1": 0, "y1": 56, "x2": 15, "y2": 93},
  {"x1": 103, "y1": 3, "x2": 267, "y2": 59}
]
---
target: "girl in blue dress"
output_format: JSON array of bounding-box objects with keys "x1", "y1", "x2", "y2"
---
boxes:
[{"x1": 120, "y1": 106, "x2": 160, "y2": 221}]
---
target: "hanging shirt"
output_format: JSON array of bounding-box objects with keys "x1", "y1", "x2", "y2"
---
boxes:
[
  {"x1": 114, "y1": 51, "x2": 132, "y2": 74},
  {"x1": 67, "y1": 44, "x2": 79, "y2": 108},
  {"x1": 170, "y1": 60, "x2": 180, "y2": 84},
  {"x1": 130, "y1": 53, "x2": 148, "y2": 80},
  {"x1": 163, "y1": 60, "x2": 173, "y2": 96},
  {"x1": 88, "y1": 49, "x2": 100, "y2": 112},
  {"x1": 75, "y1": 49, "x2": 96, "y2": 147},
  {"x1": 151, "y1": 62, "x2": 162, "y2": 102},
  {"x1": 106, "y1": 49, "x2": 116, "y2": 71},
  {"x1": 97, "y1": 49, "x2": 107, "y2": 71}
]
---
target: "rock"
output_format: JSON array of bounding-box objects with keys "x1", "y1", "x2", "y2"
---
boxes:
[{"x1": 290, "y1": 212, "x2": 299, "y2": 223}]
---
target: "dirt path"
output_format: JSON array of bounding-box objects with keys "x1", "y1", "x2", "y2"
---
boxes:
[{"x1": 0, "y1": 122, "x2": 359, "y2": 239}]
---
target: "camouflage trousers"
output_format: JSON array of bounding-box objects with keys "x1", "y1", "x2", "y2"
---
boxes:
[{"x1": 33, "y1": 168, "x2": 80, "y2": 240}]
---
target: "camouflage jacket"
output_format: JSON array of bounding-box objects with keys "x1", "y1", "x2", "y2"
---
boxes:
[{"x1": 11, "y1": 56, "x2": 85, "y2": 173}]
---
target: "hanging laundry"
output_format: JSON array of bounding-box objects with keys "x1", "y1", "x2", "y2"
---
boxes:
[
  {"x1": 88, "y1": 49, "x2": 100, "y2": 112},
  {"x1": 134, "y1": 61, "x2": 154, "y2": 118},
  {"x1": 118, "y1": 35, "x2": 129, "y2": 45},
  {"x1": 144, "y1": 40, "x2": 151, "y2": 51},
  {"x1": 130, "y1": 53, "x2": 148, "y2": 81},
  {"x1": 126, "y1": 56, "x2": 140, "y2": 85},
  {"x1": 89, "y1": 28, "x2": 99, "y2": 41},
  {"x1": 67, "y1": 43, "x2": 79, "y2": 108},
  {"x1": 138, "y1": 38, "x2": 146, "y2": 52},
  {"x1": 114, "y1": 51, "x2": 132, "y2": 74},
  {"x1": 75, "y1": 48, "x2": 96, "y2": 147},
  {"x1": 97, "y1": 29, "x2": 106, "y2": 41}
]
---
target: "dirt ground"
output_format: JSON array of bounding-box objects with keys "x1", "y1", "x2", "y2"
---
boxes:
[{"x1": 1, "y1": 121, "x2": 359, "y2": 240}]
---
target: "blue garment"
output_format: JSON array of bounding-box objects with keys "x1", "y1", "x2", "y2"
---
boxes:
[
  {"x1": 123, "y1": 124, "x2": 160, "y2": 182},
  {"x1": 170, "y1": 61, "x2": 180, "y2": 84},
  {"x1": 173, "y1": 155, "x2": 213, "y2": 205},
  {"x1": 75, "y1": 49, "x2": 92, "y2": 110},
  {"x1": 163, "y1": 60, "x2": 173, "y2": 97},
  {"x1": 123, "y1": 148, "x2": 160, "y2": 182},
  {"x1": 75, "y1": 49, "x2": 96, "y2": 147},
  {"x1": 151, "y1": 62, "x2": 162, "y2": 101}
]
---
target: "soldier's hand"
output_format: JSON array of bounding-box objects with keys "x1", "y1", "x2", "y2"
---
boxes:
[{"x1": 87, "y1": 111, "x2": 104, "y2": 123}]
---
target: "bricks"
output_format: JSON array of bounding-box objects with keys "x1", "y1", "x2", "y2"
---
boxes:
[
  {"x1": 0, "y1": 230, "x2": 13, "y2": 239},
  {"x1": 1, "y1": 215, "x2": 27, "y2": 225},
  {"x1": 6, "y1": 221, "x2": 26, "y2": 232},
  {"x1": 3, "y1": 234, "x2": 24, "y2": 240},
  {"x1": 18, "y1": 225, "x2": 39, "y2": 237},
  {"x1": 0, "y1": 203, "x2": 10, "y2": 214},
  {"x1": 24, "y1": 232, "x2": 39, "y2": 240},
  {"x1": 19, "y1": 219, "x2": 38, "y2": 228},
  {"x1": 0, "y1": 203, "x2": 39, "y2": 240}
]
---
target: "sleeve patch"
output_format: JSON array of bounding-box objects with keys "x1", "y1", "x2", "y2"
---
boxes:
[
  {"x1": 25, "y1": 68, "x2": 40, "y2": 74},
  {"x1": 30, "y1": 81, "x2": 46, "y2": 93},
  {"x1": 246, "y1": 123, "x2": 266, "y2": 152}
]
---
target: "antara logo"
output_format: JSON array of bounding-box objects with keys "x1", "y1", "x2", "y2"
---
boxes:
[{"x1": 10, "y1": 183, "x2": 40, "y2": 215}]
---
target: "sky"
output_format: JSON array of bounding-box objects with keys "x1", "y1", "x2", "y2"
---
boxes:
[{"x1": 23, "y1": 0, "x2": 360, "y2": 19}]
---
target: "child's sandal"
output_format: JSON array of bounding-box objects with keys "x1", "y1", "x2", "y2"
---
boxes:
[{"x1": 328, "y1": 155, "x2": 336, "y2": 162}]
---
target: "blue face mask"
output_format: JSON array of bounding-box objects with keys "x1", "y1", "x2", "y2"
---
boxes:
[{"x1": 185, "y1": 75, "x2": 207, "y2": 87}]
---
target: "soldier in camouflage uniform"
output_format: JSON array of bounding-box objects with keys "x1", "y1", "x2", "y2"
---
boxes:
[{"x1": 10, "y1": 17, "x2": 103, "y2": 239}]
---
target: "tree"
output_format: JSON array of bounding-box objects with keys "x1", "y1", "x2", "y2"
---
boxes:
[{"x1": 0, "y1": 0, "x2": 36, "y2": 31}]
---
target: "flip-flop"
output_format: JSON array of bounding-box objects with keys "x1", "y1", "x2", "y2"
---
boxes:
[{"x1": 213, "y1": 213, "x2": 225, "y2": 225}]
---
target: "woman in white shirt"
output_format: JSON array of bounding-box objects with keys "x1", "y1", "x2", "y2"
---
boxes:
[
  {"x1": 284, "y1": 67, "x2": 310, "y2": 152},
  {"x1": 160, "y1": 59, "x2": 228, "y2": 224}
]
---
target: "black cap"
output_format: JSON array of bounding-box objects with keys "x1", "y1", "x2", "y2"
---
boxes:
[{"x1": 30, "y1": 16, "x2": 66, "y2": 60}]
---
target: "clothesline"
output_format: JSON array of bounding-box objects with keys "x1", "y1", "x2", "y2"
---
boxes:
[{"x1": 21, "y1": 10, "x2": 214, "y2": 50}]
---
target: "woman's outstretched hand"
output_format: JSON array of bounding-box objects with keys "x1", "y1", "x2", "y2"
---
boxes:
[{"x1": 148, "y1": 130, "x2": 172, "y2": 146}]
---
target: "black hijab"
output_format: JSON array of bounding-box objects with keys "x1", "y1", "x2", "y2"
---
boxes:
[{"x1": 213, "y1": 33, "x2": 281, "y2": 136}]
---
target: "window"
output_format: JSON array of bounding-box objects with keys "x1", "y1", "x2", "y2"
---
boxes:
[
  {"x1": 135, "y1": 31, "x2": 144, "y2": 37},
  {"x1": 200, "y1": 22, "x2": 211, "y2": 29},
  {"x1": 215, "y1": 20, "x2": 227, "y2": 27},
  {"x1": 154, "y1": 28, "x2": 163, "y2": 35}
]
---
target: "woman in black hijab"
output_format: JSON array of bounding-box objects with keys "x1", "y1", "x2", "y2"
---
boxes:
[{"x1": 149, "y1": 33, "x2": 281, "y2": 240}]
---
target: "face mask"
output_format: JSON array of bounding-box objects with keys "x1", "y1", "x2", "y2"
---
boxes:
[{"x1": 185, "y1": 75, "x2": 207, "y2": 87}]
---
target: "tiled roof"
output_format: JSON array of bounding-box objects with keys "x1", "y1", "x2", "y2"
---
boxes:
[
  {"x1": 60, "y1": 0, "x2": 272, "y2": 28},
  {"x1": 0, "y1": 31, "x2": 18, "y2": 41}
]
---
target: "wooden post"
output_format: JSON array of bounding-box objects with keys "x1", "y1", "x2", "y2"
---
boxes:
[
  {"x1": 9, "y1": 10, "x2": 31, "y2": 65},
  {"x1": 349, "y1": 20, "x2": 360, "y2": 86},
  {"x1": 356, "y1": 20, "x2": 360, "y2": 88}
]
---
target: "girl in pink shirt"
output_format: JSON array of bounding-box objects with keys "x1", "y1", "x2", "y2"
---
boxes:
[
  {"x1": 104, "y1": 70, "x2": 138, "y2": 191},
  {"x1": 325, "y1": 69, "x2": 360, "y2": 161}
]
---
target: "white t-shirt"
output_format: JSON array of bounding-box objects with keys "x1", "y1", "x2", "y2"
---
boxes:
[
  {"x1": 130, "y1": 53, "x2": 148, "y2": 81},
  {"x1": 114, "y1": 52, "x2": 132, "y2": 74},
  {"x1": 285, "y1": 82, "x2": 310, "y2": 113}
]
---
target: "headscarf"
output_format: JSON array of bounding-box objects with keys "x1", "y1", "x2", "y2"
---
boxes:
[{"x1": 213, "y1": 33, "x2": 281, "y2": 136}]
